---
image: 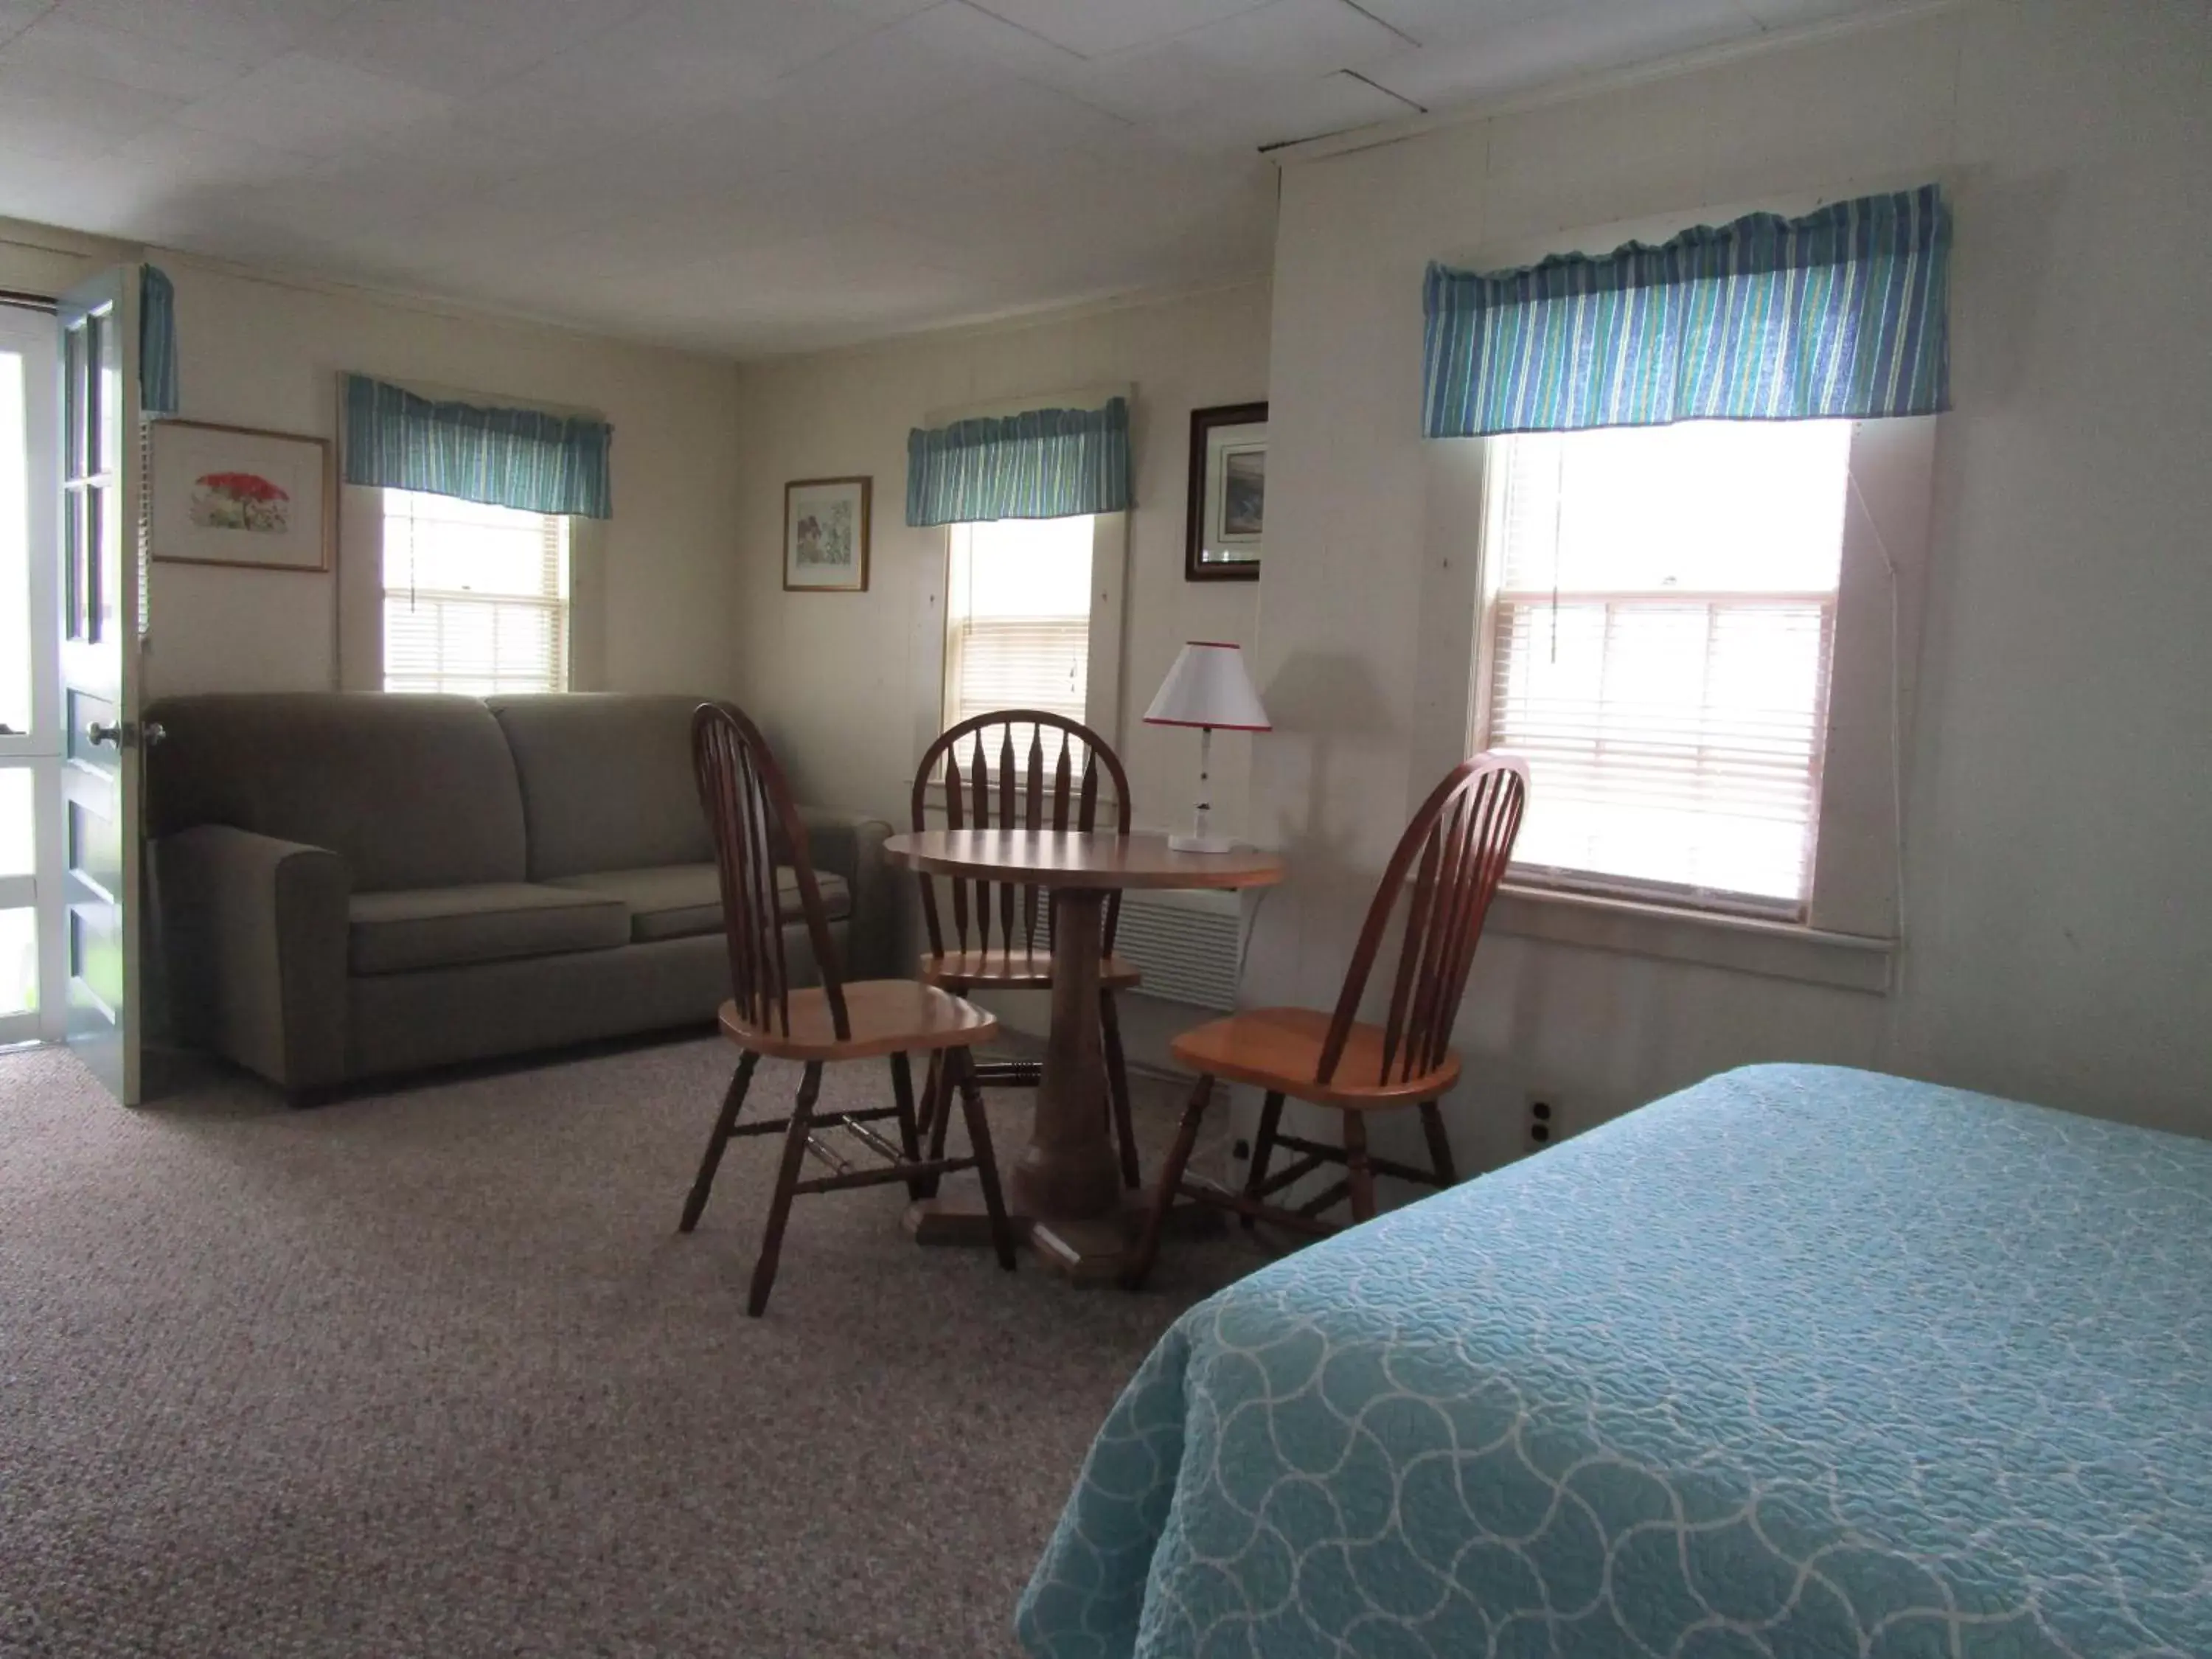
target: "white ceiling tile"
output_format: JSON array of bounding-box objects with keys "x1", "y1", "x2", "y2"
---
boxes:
[
  {"x1": 294, "y1": 1, "x2": 585, "y2": 97},
  {"x1": 1173, "y1": 0, "x2": 1412, "y2": 78},
  {"x1": 0, "y1": 62, "x2": 184, "y2": 159},
  {"x1": 173, "y1": 51, "x2": 460, "y2": 158},
  {"x1": 1339, "y1": 0, "x2": 1544, "y2": 49},
  {"x1": 885, "y1": 0, "x2": 1089, "y2": 81},
  {"x1": 961, "y1": 0, "x2": 1273, "y2": 58},
  {"x1": 1733, "y1": 0, "x2": 1890, "y2": 26},
  {"x1": 822, "y1": 0, "x2": 938, "y2": 21},
  {"x1": 52, "y1": 0, "x2": 358, "y2": 60},
  {"x1": 1361, "y1": 0, "x2": 1756, "y2": 107},
  {"x1": 0, "y1": 15, "x2": 256, "y2": 99},
  {"x1": 0, "y1": 0, "x2": 51, "y2": 41},
  {"x1": 1051, "y1": 40, "x2": 1261, "y2": 124},
  {"x1": 460, "y1": 0, "x2": 875, "y2": 142},
  {"x1": 1152, "y1": 67, "x2": 1413, "y2": 152}
]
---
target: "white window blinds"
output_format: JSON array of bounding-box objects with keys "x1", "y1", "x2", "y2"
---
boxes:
[
  {"x1": 382, "y1": 487, "x2": 568, "y2": 695},
  {"x1": 943, "y1": 515, "x2": 1093, "y2": 764},
  {"x1": 1482, "y1": 422, "x2": 1851, "y2": 915}
]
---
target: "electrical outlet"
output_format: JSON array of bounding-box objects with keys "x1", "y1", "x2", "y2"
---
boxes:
[{"x1": 1527, "y1": 1098, "x2": 1555, "y2": 1147}]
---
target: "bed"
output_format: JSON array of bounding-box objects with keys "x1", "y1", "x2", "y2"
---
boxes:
[{"x1": 1017, "y1": 1065, "x2": 2212, "y2": 1658}]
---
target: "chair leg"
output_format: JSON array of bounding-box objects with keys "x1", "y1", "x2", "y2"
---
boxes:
[
  {"x1": 1101, "y1": 991, "x2": 1141, "y2": 1189},
  {"x1": 888, "y1": 1051, "x2": 931, "y2": 1201},
  {"x1": 747, "y1": 1060, "x2": 822, "y2": 1318},
  {"x1": 923, "y1": 1045, "x2": 954, "y2": 1168},
  {"x1": 679, "y1": 1051, "x2": 758, "y2": 1233},
  {"x1": 1123, "y1": 1074, "x2": 1214, "y2": 1292},
  {"x1": 917, "y1": 1050, "x2": 945, "y2": 1152},
  {"x1": 1342, "y1": 1111, "x2": 1377, "y2": 1225},
  {"x1": 1241, "y1": 1090, "x2": 1286, "y2": 1231},
  {"x1": 947, "y1": 1048, "x2": 1018, "y2": 1271},
  {"x1": 1417, "y1": 1099, "x2": 1458, "y2": 1188}
]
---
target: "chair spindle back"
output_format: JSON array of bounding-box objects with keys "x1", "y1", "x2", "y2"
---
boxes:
[
  {"x1": 912, "y1": 711, "x2": 1133, "y2": 961},
  {"x1": 1318, "y1": 752, "x2": 1528, "y2": 1088},
  {"x1": 693, "y1": 700, "x2": 849, "y2": 1040}
]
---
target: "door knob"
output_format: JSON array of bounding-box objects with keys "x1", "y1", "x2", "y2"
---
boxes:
[{"x1": 87, "y1": 720, "x2": 164, "y2": 749}]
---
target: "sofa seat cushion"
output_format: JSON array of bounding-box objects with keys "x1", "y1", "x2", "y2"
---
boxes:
[
  {"x1": 548, "y1": 863, "x2": 849, "y2": 943},
  {"x1": 349, "y1": 883, "x2": 630, "y2": 975}
]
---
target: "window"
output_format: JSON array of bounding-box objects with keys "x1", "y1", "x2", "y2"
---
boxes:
[
  {"x1": 381, "y1": 488, "x2": 568, "y2": 694},
  {"x1": 1478, "y1": 421, "x2": 1853, "y2": 918},
  {"x1": 942, "y1": 515, "x2": 1093, "y2": 760}
]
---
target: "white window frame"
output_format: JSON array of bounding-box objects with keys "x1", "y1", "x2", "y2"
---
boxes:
[
  {"x1": 338, "y1": 486, "x2": 604, "y2": 695},
  {"x1": 1469, "y1": 423, "x2": 1851, "y2": 924},
  {"x1": 1410, "y1": 190, "x2": 1940, "y2": 990},
  {"x1": 378, "y1": 487, "x2": 571, "y2": 696},
  {"x1": 910, "y1": 383, "x2": 1130, "y2": 806}
]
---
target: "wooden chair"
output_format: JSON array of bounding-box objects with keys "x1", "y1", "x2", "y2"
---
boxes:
[
  {"x1": 908, "y1": 711, "x2": 1144, "y2": 1191},
  {"x1": 680, "y1": 701, "x2": 1016, "y2": 1316},
  {"x1": 1124, "y1": 752, "x2": 1528, "y2": 1289}
]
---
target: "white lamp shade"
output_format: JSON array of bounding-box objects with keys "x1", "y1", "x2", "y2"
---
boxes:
[{"x1": 1144, "y1": 641, "x2": 1270, "y2": 731}]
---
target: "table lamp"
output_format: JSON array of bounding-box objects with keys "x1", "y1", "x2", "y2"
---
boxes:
[{"x1": 1144, "y1": 641, "x2": 1270, "y2": 852}]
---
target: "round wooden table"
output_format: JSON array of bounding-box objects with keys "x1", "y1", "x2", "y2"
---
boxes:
[{"x1": 881, "y1": 829, "x2": 1287, "y2": 1279}]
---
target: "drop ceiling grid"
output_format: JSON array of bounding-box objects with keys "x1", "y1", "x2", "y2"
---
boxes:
[{"x1": 0, "y1": 0, "x2": 1898, "y2": 354}]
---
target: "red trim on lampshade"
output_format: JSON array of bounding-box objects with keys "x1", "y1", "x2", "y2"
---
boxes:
[{"x1": 1143, "y1": 716, "x2": 1272, "y2": 731}]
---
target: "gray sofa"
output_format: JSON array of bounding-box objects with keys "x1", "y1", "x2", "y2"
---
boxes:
[{"x1": 146, "y1": 692, "x2": 891, "y2": 1096}]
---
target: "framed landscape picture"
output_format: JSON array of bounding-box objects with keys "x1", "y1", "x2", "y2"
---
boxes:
[
  {"x1": 1185, "y1": 402, "x2": 1266, "y2": 582},
  {"x1": 783, "y1": 476, "x2": 871, "y2": 592},
  {"x1": 150, "y1": 419, "x2": 332, "y2": 572}
]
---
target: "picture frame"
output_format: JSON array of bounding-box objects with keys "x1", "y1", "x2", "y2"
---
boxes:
[
  {"x1": 150, "y1": 419, "x2": 333, "y2": 573},
  {"x1": 783, "y1": 476, "x2": 871, "y2": 593},
  {"x1": 1185, "y1": 401, "x2": 1267, "y2": 582}
]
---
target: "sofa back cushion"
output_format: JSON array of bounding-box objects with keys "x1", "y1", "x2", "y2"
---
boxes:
[
  {"x1": 145, "y1": 693, "x2": 529, "y2": 893},
  {"x1": 487, "y1": 694, "x2": 715, "y2": 880}
]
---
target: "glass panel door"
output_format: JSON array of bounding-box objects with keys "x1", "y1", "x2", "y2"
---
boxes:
[{"x1": 0, "y1": 302, "x2": 63, "y2": 1046}]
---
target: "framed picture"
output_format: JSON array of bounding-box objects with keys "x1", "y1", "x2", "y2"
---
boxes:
[
  {"x1": 784, "y1": 476, "x2": 871, "y2": 592},
  {"x1": 1185, "y1": 402, "x2": 1266, "y2": 582},
  {"x1": 150, "y1": 419, "x2": 332, "y2": 573}
]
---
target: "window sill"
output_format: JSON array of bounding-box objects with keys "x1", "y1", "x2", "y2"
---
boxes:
[{"x1": 1486, "y1": 883, "x2": 1893, "y2": 993}]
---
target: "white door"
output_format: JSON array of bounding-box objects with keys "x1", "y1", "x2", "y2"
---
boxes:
[
  {"x1": 0, "y1": 304, "x2": 63, "y2": 1048},
  {"x1": 55, "y1": 267, "x2": 147, "y2": 1104}
]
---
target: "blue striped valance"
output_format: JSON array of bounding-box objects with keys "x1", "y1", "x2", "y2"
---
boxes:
[
  {"x1": 1422, "y1": 185, "x2": 1950, "y2": 437},
  {"x1": 341, "y1": 374, "x2": 613, "y2": 519},
  {"x1": 905, "y1": 397, "x2": 1130, "y2": 527},
  {"x1": 139, "y1": 265, "x2": 178, "y2": 415}
]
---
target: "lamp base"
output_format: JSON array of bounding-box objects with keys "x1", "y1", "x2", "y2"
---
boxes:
[{"x1": 1167, "y1": 832, "x2": 1239, "y2": 854}]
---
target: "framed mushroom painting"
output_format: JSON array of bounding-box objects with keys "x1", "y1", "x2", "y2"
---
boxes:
[{"x1": 150, "y1": 419, "x2": 333, "y2": 572}]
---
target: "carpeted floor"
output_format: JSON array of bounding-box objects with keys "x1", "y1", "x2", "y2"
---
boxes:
[{"x1": 0, "y1": 1037, "x2": 1256, "y2": 1658}]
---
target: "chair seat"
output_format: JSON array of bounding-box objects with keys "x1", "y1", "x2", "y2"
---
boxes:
[
  {"x1": 1170, "y1": 1006, "x2": 1461, "y2": 1107},
  {"x1": 919, "y1": 947, "x2": 1142, "y2": 992},
  {"x1": 720, "y1": 980, "x2": 996, "y2": 1061}
]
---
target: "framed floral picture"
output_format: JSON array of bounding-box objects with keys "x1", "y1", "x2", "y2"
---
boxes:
[
  {"x1": 150, "y1": 419, "x2": 332, "y2": 573},
  {"x1": 783, "y1": 476, "x2": 871, "y2": 592},
  {"x1": 1185, "y1": 402, "x2": 1265, "y2": 582}
]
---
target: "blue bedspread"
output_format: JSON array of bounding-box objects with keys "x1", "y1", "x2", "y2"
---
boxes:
[{"x1": 1017, "y1": 1065, "x2": 2212, "y2": 1658}]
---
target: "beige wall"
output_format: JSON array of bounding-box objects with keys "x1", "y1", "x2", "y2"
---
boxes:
[
  {"x1": 2, "y1": 223, "x2": 746, "y2": 703},
  {"x1": 1255, "y1": 0, "x2": 2212, "y2": 1166},
  {"x1": 727, "y1": 282, "x2": 1271, "y2": 835}
]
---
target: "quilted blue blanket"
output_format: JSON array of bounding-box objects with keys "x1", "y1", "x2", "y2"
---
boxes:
[{"x1": 1017, "y1": 1064, "x2": 2212, "y2": 1658}]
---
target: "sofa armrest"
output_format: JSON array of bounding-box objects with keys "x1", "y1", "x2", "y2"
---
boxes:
[
  {"x1": 796, "y1": 805, "x2": 894, "y2": 980},
  {"x1": 152, "y1": 824, "x2": 350, "y2": 1093}
]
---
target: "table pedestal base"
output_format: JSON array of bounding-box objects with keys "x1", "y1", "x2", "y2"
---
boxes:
[{"x1": 904, "y1": 1191, "x2": 1223, "y2": 1282}]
